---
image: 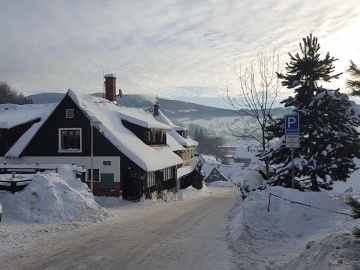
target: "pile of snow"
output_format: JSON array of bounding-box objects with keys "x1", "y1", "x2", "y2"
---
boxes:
[
  {"x1": 282, "y1": 232, "x2": 360, "y2": 270},
  {"x1": 0, "y1": 165, "x2": 110, "y2": 223},
  {"x1": 145, "y1": 185, "x2": 211, "y2": 203},
  {"x1": 238, "y1": 164, "x2": 266, "y2": 190},
  {"x1": 229, "y1": 186, "x2": 360, "y2": 269}
]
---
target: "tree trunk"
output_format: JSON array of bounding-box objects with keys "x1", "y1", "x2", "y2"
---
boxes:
[{"x1": 310, "y1": 173, "x2": 320, "y2": 191}]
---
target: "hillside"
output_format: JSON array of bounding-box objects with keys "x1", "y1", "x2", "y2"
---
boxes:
[
  {"x1": 27, "y1": 92, "x2": 243, "y2": 119},
  {"x1": 27, "y1": 92, "x2": 287, "y2": 139}
]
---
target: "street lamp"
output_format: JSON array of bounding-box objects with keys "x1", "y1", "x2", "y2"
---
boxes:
[{"x1": 90, "y1": 120, "x2": 102, "y2": 193}]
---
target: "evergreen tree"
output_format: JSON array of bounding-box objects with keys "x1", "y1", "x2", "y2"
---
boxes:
[
  {"x1": 260, "y1": 34, "x2": 360, "y2": 191},
  {"x1": 345, "y1": 196, "x2": 360, "y2": 237},
  {"x1": 347, "y1": 60, "x2": 360, "y2": 96}
]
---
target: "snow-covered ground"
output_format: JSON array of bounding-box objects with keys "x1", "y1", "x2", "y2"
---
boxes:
[
  {"x1": 0, "y1": 162, "x2": 360, "y2": 269},
  {"x1": 230, "y1": 186, "x2": 360, "y2": 269}
]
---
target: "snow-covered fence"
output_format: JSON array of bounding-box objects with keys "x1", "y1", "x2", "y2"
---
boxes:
[
  {"x1": 73, "y1": 168, "x2": 86, "y2": 182},
  {"x1": 0, "y1": 163, "x2": 59, "y2": 174},
  {"x1": 0, "y1": 179, "x2": 32, "y2": 194},
  {"x1": 0, "y1": 163, "x2": 59, "y2": 194}
]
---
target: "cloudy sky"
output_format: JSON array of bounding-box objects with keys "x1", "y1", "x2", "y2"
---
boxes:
[{"x1": 1, "y1": 0, "x2": 360, "y2": 108}]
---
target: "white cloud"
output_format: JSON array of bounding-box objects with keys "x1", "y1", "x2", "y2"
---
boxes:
[{"x1": 1, "y1": 0, "x2": 360, "y2": 107}]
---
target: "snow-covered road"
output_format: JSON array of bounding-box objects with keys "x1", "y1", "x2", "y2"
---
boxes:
[{"x1": 0, "y1": 187, "x2": 239, "y2": 270}]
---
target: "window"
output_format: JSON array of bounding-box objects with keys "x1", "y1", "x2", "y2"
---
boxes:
[
  {"x1": 103, "y1": 161, "x2": 111, "y2": 166},
  {"x1": 59, "y1": 128, "x2": 82, "y2": 152},
  {"x1": 158, "y1": 131, "x2": 165, "y2": 143},
  {"x1": 147, "y1": 172, "x2": 155, "y2": 187},
  {"x1": 177, "y1": 130, "x2": 187, "y2": 139},
  {"x1": 87, "y1": 169, "x2": 99, "y2": 181},
  {"x1": 163, "y1": 167, "x2": 173, "y2": 181},
  {"x1": 66, "y1": 109, "x2": 75, "y2": 118},
  {"x1": 145, "y1": 131, "x2": 151, "y2": 143},
  {"x1": 151, "y1": 132, "x2": 156, "y2": 143}
]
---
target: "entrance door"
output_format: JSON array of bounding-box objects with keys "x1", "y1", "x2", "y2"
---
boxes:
[
  {"x1": 122, "y1": 172, "x2": 142, "y2": 200},
  {"x1": 100, "y1": 173, "x2": 115, "y2": 190}
]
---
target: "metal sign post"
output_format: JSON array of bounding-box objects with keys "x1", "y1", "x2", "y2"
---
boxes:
[{"x1": 284, "y1": 114, "x2": 300, "y2": 189}]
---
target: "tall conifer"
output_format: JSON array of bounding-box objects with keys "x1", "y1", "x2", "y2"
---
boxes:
[{"x1": 260, "y1": 34, "x2": 360, "y2": 191}]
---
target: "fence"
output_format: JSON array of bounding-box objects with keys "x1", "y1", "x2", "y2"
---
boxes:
[
  {"x1": 0, "y1": 164, "x2": 86, "y2": 193},
  {"x1": 267, "y1": 192, "x2": 353, "y2": 217}
]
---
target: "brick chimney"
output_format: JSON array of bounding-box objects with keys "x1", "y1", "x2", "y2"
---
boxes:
[
  {"x1": 104, "y1": 73, "x2": 117, "y2": 102},
  {"x1": 153, "y1": 102, "x2": 160, "y2": 116}
]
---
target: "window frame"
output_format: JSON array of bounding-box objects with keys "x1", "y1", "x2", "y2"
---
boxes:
[
  {"x1": 87, "y1": 169, "x2": 100, "y2": 181},
  {"x1": 147, "y1": 172, "x2": 155, "y2": 187},
  {"x1": 66, "y1": 109, "x2": 75, "y2": 118},
  {"x1": 58, "y1": 128, "x2": 82, "y2": 153},
  {"x1": 163, "y1": 167, "x2": 173, "y2": 181},
  {"x1": 103, "y1": 161, "x2": 112, "y2": 166}
]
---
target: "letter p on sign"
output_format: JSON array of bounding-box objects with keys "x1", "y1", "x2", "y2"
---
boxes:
[{"x1": 284, "y1": 114, "x2": 299, "y2": 134}]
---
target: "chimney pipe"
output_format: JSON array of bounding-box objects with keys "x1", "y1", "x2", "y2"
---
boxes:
[
  {"x1": 153, "y1": 102, "x2": 160, "y2": 116},
  {"x1": 104, "y1": 73, "x2": 117, "y2": 102}
]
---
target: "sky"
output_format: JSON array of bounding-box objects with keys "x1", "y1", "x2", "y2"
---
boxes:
[{"x1": 1, "y1": 0, "x2": 360, "y2": 108}]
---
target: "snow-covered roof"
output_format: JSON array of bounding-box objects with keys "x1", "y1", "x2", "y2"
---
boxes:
[
  {"x1": 2, "y1": 104, "x2": 57, "y2": 159},
  {"x1": 0, "y1": 103, "x2": 56, "y2": 129},
  {"x1": 203, "y1": 166, "x2": 229, "y2": 182},
  {"x1": 177, "y1": 164, "x2": 195, "y2": 179},
  {"x1": 67, "y1": 89, "x2": 182, "y2": 171},
  {"x1": 6, "y1": 121, "x2": 48, "y2": 158},
  {"x1": 153, "y1": 109, "x2": 198, "y2": 148},
  {"x1": 166, "y1": 133, "x2": 185, "y2": 152},
  {"x1": 4, "y1": 90, "x2": 183, "y2": 171},
  {"x1": 70, "y1": 90, "x2": 170, "y2": 130}
]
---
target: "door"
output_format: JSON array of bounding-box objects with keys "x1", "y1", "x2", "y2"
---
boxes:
[
  {"x1": 122, "y1": 171, "x2": 142, "y2": 200},
  {"x1": 100, "y1": 173, "x2": 115, "y2": 190}
]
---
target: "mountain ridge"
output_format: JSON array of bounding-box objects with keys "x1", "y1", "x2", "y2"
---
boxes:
[
  {"x1": 27, "y1": 92, "x2": 288, "y2": 139},
  {"x1": 27, "y1": 92, "x2": 244, "y2": 119}
]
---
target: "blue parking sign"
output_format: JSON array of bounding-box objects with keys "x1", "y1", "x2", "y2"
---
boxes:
[{"x1": 284, "y1": 114, "x2": 299, "y2": 134}]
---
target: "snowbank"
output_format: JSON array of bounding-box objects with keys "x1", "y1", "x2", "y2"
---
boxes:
[
  {"x1": 229, "y1": 186, "x2": 359, "y2": 269},
  {"x1": 0, "y1": 165, "x2": 110, "y2": 223},
  {"x1": 282, "y1": 232, "x2": 360, "y2": 270}
]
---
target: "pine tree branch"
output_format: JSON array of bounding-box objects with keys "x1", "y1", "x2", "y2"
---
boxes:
[{"x1": 345, "y1": 196, "x2": 360, "y2": 219}]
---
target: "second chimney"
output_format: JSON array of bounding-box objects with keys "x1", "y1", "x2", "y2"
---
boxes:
[
  {"x1": 104, "y1": 73, "x2": 117, "y2": 102},
  {"x1": 153, "y1": 102, "x2": 160, "y2": 116}
]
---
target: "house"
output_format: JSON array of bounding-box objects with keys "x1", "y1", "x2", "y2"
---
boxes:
[
  {"x1": 0, "y1": 74, "x2": 197, "y2": 199},
  {"x1": 204, "y1": 166, "x2": 229, "y2": 184},
  {"x1": 233, "y1": 146, "x2": 256, "y2": 166},
  {"x1": 148, "y1": 103, "x2": 198, "y2": 189}
]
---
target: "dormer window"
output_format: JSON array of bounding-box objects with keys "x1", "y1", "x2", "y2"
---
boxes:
[
  {"x1": 151, "y1": 132, "x2": 156, "y2": 143},
  {"x1": 66, "y1": 109, "x2": 74, "y2": 118},
  {"x1": 177, "y1": 130, "x2": 187, "y2": 139},
  {"x1": 143, "y1": 130, "x2": 166, "y2": 144}
]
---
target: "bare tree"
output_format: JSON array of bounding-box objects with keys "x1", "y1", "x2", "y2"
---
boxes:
[
  {"x1": 224, "y1": 48, "x2": 282, "y2": 151},
  {"x1": 0, "y1": 81, "x2": 30, "y2": 104}
]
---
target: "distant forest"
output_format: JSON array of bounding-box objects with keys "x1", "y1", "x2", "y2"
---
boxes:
[{"x1": 0, "y1": 81, "x2": 31, "y2": 105}]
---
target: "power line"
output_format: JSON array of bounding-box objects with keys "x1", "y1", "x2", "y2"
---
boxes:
[{"x1": 267, "y1": 192, "x2": 353, "y2": 217}]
